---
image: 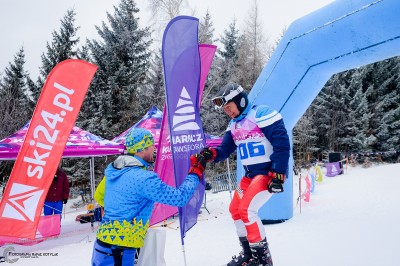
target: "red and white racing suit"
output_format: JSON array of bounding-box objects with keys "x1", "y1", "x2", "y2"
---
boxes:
[{"x1": 213, "y1": 104, "x2": 290, "y2": 243}]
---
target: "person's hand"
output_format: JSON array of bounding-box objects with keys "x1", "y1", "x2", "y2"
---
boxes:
[
  {"x1": 200, "y1": 147, "x2": 217, "y2": 162},
  {"x1": 267, "y1": 171, "x2": 285, "y2": 193},
  {"x1": 188, "y1": 154, "x2": 206, "y2": 180},
  {"x1": 63, "y1": 199, "x2": 68, "y2": 204}
]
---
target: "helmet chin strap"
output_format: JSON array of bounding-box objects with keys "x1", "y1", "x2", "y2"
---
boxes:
[{"x1": 233, "y1": 102, "x2": 252, "y2": 121}]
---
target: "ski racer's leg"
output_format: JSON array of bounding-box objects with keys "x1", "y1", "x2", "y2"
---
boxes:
[
  {"x1": 227, "y1": 177, "x2": 254, "y2": 265},
  {"x1": 229, "y1": 176, "x2": 252, "y2": 237},
  {"x1": 238, "y1": 174, "x2": 273, "y2": 243}
]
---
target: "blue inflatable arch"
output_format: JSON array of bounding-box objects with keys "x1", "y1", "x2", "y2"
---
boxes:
[{"x1": 242, "y1": 0, "x2": 400, "y2": 220}]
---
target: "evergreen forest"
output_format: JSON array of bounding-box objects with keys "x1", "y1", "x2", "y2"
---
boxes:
[{"x1": 0, "y1": 0, "x2": 399, "y2": 191}]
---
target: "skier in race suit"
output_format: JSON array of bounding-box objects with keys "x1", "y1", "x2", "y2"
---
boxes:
[
  {"x1": 201, "y1": 82, "x2": 290, "y2": 266},
  {"x1": 91, "y1": 128, "x2": 207, "y2": 266}
]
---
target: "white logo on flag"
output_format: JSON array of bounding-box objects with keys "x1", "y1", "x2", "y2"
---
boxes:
[
  {"x1": 332, "y1": 164, "x2": 338, "y2": 174},
  {"x1": 2, "y1": 183, "x2": 44, "y2": 221},
  {"x1": 172, "y1": 86, "x2": 200, "y2": 131}
]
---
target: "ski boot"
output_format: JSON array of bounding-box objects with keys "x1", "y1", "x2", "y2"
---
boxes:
[
  {"x1": 227, "y1": 237, "x2": 252, "y2": 266},
  {"x1": 246, "y1": 238, "x2": 273, "y2": 266}
]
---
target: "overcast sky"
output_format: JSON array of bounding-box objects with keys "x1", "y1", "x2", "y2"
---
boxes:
[{"x1": 0, "y1": 0, "x2": 335, "y2": 78}]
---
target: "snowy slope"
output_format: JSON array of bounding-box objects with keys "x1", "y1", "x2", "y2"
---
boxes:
[{"x1": 2, "y1": 163, "x2": 399, "y2": 266}]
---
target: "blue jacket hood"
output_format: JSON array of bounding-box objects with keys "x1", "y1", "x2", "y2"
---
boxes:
[{"x1": 105, "y1": 155, "x2": 147, "y2": 180}]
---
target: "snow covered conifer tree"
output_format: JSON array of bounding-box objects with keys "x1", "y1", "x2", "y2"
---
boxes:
[
  {"x1": 0, "y1": 47, "x2": 32, "y2": 138},
  {"x1": 236, "y1": 0, "x2": 268, "y2": 89},
  {"x1": 198, "y1": 10, "x2": 215, "y2": 45},
  {"x1": 373, "y1": 58, "x2": 400, "y2": 153},
  {"x1": 142, "y1": 51, "x2": 165, "y2": 111},
  {"x1": 218, "y1": 19, "x2": 240, "y2": 83},
  {"x1": 28, "y1": 9, "x2": 80, "y2": 103},
  {"x1": 87, "y1": 0, "x2": 152, "y2": 139},
  {"x1": 0, "y1": 48, "x2": 32, "y2": 179}
]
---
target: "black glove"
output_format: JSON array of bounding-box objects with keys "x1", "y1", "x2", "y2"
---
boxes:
[
  {"x1": 188, "y1": 154, "x2": 206, "y2": 180},
  {"x1": 63, "y1": 199, "x2": 68, "y2": 204},
  {"x1": 267, "y1": 172, "x2": 285, "y2": 193},
  {"x1": 200, "y1": 147, "x2": 217, "y2": 162}
]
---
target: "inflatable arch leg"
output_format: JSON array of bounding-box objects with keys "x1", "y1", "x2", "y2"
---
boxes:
[{"x1": 240, "y1": 0, "x2": 400, "y2": 221}]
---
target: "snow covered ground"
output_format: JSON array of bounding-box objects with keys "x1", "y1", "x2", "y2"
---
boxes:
[{"x1": 1, "y1": 163, "x2": 399, "y2": 266}]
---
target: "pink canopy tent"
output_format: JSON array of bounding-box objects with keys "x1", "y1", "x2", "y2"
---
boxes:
[
  {"x1": 112, "y1": 106, "x2": 223, "y2": 147},
  {"x1": 0, "y1": 122, "x2": 125, "y2": 160},
  {"x1": 0, "y1": 122, "x2": 125, "y2": 200}
]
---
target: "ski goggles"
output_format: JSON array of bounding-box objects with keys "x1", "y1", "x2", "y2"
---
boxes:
[
  {"x1": 211, "y1": 97, "x2": 227, "y2": 108},
  {"x1": 211, "y1": 86, "x2": 244, "y2": 108}
]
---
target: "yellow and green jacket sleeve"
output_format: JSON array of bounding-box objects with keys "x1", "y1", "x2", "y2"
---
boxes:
[{"x1": 94, "y1": 177, "x2": 106, "y2": 207}]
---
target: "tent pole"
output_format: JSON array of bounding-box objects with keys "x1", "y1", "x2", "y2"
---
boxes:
[
  {"x1": 226, "y1": 158, "x2": 233, "y2": 200},
  {"x1": 90, "y1": 157, "x2": 95, "y2": 203}
]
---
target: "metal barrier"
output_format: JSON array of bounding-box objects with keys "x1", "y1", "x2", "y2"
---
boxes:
[{"x1": 210, "y1": 172, "x2": 237, "y2": 193}]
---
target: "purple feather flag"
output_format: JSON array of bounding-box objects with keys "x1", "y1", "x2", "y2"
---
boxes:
[{"x1": 162, "y1": 16, "x2": 205, "y2": 244}]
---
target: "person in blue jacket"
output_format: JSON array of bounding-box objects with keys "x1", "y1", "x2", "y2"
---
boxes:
[
  {"x1": 201, "y1": 82, "x2": 290, "y2": 266},
  {"x1": 91, "y1": 128, "x2": 206, "y2": 266}
]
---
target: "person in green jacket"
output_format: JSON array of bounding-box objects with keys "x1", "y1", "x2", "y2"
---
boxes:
[{"x1": 94, "y1": 177, "x2": 105, "y2": 207}]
